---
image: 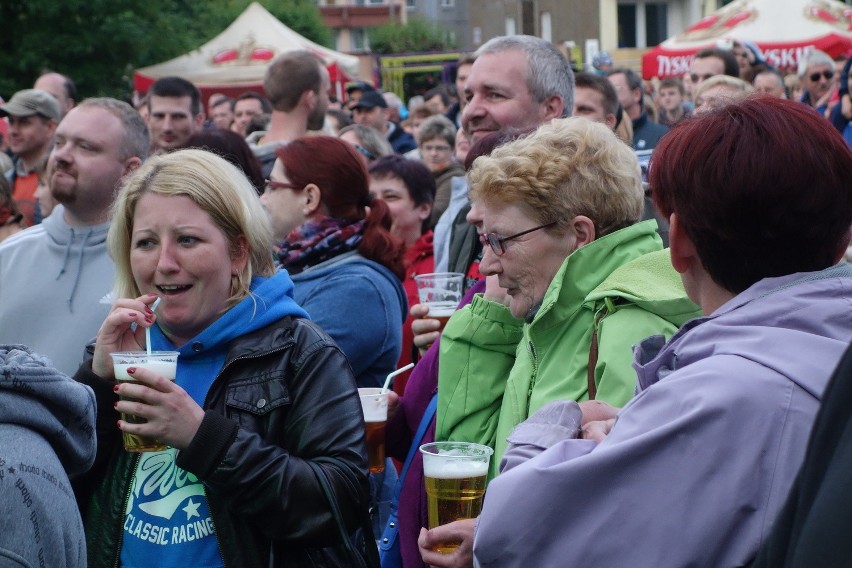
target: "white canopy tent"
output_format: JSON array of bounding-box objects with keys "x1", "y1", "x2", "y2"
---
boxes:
[{"x1": 133, "y1": 2, "x2": 359, "y2": 101}]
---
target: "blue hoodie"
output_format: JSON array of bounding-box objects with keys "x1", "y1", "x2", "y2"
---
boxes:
[{"x1": 121, "y1": 271, "x2": 308, "y2": 568}]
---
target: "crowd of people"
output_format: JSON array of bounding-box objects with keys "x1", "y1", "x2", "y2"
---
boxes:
[{"x1": 0, "y1": 32, "x2": 851, "y2": 568}]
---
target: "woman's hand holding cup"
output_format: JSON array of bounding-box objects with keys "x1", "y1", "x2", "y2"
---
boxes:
[{"x1": 92, "y1": 294, "x2": 160, "y2": 379}]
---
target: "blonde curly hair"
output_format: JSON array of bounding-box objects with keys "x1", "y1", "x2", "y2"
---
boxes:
[{"x1": 468, "y1": 117, "x2": 643, "y2": 238}]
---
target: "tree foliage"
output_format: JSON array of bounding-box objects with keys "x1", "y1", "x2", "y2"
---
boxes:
[
  {"x1": 368, "y1": 18, "x2": 457, "y2": 55},
  {"x1": 0, "y1": 0, "x2": 330, "y2": 100}
]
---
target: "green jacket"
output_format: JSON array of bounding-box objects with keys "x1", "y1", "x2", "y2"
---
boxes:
[{"x1": 436, "y1": 220, "x2": 701, "y2": 478}]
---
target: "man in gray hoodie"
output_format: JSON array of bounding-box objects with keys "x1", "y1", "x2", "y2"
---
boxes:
[
  {"x1": 0, "y1": 98, "x2": 148, "y2": 375},
  {"x1": 0, "y1": 344, "x2": 96, "y2": 567}
]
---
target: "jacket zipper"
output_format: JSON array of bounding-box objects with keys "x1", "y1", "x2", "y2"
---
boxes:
[
  {"x1": 113, "y1": 453, "x2": 141, "y2": 568},
  {"x1": 526, "y1": 340, "x2": 538, "y2": 414}
]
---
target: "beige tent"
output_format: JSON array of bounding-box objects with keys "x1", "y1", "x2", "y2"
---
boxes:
[{"x1": 133, "y1": 2, "x2": 358, "y2": 100}]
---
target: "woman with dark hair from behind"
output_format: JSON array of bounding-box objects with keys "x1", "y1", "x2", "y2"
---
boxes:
[{"x1": 182, "y1": 128, "x2": 265, "y2": 194}]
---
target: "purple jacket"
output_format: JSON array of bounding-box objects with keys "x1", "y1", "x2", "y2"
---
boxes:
[
  {"x1": 474, "y1": 265, "x2": 852, "y2": 567},
  {"x1": 386, "y1": 279, "x2": 485, "y2": 568}
]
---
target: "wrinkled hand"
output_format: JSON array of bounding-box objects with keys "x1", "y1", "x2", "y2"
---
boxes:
[
  {"x1": 418, "y1": 519, "x2": 476, "y2": 568},
  {"x1": 115, "y1": 366, "x2": 205, "y2": 450},
  {"x1": 578, "y1": 400, "x2": 620, "y2": 426},
  {"x1": 92, "y1": 294, "x2": 160, "y2": 379},
  {"x1": 581, "y1": 418, "x2": 616, "y2": 442},
  {"x1": 482, "y1": 274, "x2": 510, "y2": 307},
  {"x1": 411, "y1": 303, "x2": 441, "y2": 354}
]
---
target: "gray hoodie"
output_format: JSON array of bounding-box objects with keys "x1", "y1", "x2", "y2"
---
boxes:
[
  {"x1": 0, "y1": 344, "x2": 96, "y2": 567},
  {"x1": 0, "y1": 205, "x2": 115, "y2": 375}
]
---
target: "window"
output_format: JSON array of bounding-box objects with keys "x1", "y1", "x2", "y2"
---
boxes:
[
  {"x1": 407, "y1": 0, "x2": 415, "y2": 7},
  {"x1": 521, "y1": 0, "x2": 535, "y2": 35},
  {"x1": 356, "y1": 0, "x2": 385, "y2": 5},
  {"x1": 351, "y1": 28, "x2": 370, "y2": 52},
  {"x1": 617, "y1": 1, "x2": 668, "y2": 48},
  {"x1": 645, "y1": 3, "x2": 668, "y2": 47},
  {"x1": 440, "y1": 0, "x2": 455, "y2": 6}
]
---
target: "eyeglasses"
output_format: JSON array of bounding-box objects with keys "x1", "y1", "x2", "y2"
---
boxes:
[
  {"x1": 478, "y1": 221, "x2": 558, "y2": 256},
  {"x1": 354, "y1": 145, "x2": 376, "y2": 161},
  {"x1": 264, "y1": 179, "x2": 302, "y2": 192},
  {"x1": 690, "y1": 73, "x2": 714, "y2": 84},
  {"x1": 809, "y1": 70, "x2": 834, "y2": 82},
  {"x1": 421, "y1": 144, "x2": 452, "y2": 153}
]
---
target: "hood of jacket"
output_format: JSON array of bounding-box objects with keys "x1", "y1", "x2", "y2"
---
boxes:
[
  {"x1": 533, "y1": 220, "x2": 665, "y2": 331},
  {"x1": 0, "y1": 344, "x2": 96, "y2": 476},
  {"x1": 149, "y1": 271, "x2": 310, "y2": 403},
  {"x1": 585, "y1": 247, "x2": 701, "y2": 327},
  {"x1": 635, "y1": 263, "x2": 852, "y2": 397},
  {"x1": 290, "y1": 251, "x2": 407, "y2": 324}
]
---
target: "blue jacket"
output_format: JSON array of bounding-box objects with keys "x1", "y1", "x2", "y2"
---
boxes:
[{"x1": 290, "y1": 251, "x2": 407, "y2": 388}]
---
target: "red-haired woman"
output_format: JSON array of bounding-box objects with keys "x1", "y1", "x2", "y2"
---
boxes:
[{"x1": 262, "y1": 135, "x2": 407, "y2": 390}]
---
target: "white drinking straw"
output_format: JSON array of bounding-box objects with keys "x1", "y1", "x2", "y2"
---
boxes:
[
  {"x1": 145, "y1": 297, "x2": 161, "y2": 357},
  {"x1": 382, "y1": 362, "x2": 414, "y2": 393}
]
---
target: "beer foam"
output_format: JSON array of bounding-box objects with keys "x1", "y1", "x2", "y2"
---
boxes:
[
  {"x1": 426, "y1": 301, "x2": 456, "y2": 318},
  {"x1": 114, "y1": 361, "x2": 177, "y2": 382},
  {"x1": 423, "y1": 455, "x2": 489, "y2": 479}
]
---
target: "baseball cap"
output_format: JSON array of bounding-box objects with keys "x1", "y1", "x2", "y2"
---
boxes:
[
  {"x1": 346, "y1": 80, "x2": 375, "y2": 94},
  {"x1": 351, "y1": 90, "x2": 388, "y2": 111},
  {"x1": 0, "y1": 89, "x2": 61, "y2": 121},
  {"x1": 592, "y1": 51, "x2": 613, "y2": 70}
]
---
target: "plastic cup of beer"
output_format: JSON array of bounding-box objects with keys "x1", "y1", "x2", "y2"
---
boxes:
[
  {"x1": 111, "y1": 351, "x2": 179, "y2": 452},
  {"x1": 414, "y1": 272, "x2": 464, "y2": 332},
  {"x1": 420, "y1": 441, "x2": 493, "y2": 553},
  {"x1": 358, "y1": 387, "x2": 389, "y2": 474}
]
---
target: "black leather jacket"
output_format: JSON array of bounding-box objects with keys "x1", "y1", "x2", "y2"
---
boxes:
[{"x1": 74, "y1": 316, "x2": 370, "y2": 567}]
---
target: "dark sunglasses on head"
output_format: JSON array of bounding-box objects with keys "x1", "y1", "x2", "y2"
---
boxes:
[
  {"x1": 809, "y1": 70, "x2": 834, "y2": 82},
  {"x1": 354, "y1": 145, "x2": 376, "y2": 161}
]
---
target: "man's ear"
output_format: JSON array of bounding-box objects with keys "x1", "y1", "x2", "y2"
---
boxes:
[
  {"x1": 301, "y1": 89, "x2": 316, "y2": 112},
  {"x1": 543, "y1": 94, "x2": 564, "y2": 121},
  {"x1": 121, "y1": 156, "x2": 143, "y2": 179}
]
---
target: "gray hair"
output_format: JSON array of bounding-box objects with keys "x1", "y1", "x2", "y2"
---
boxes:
[
  {"x1": 77, "y1": 97, "x2": 149, "y2": 161},
  {"x1": 417, "y1": 114, "x2": 456, "y2": 147},
  {"x1": 476, "y1": 35, "x2": 575, "y2": 117},
  {"x1": 798, "y1": 48, "x2": 834, "y2": 77},
  {"x1": 338, "y1": 124, "x2": 393, "y2": 161}
]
